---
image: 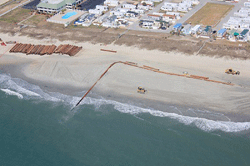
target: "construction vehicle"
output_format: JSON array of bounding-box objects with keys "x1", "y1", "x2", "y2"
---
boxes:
[
  {"x1": 225, "y1": 68, "x2": 240, "y2": 75},
  {"x1": 1, "y1": 42, "x2": 6, "y2": 46},
  {"x1": 183, "y1": 71, "x2": 189, "y2": 76},
  {"x1": 137, "y1": 87, "x2": 147, "y2": 94}
]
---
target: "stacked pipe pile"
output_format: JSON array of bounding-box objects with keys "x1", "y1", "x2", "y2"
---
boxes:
[
  {"x1": 9, "y1": 43, "x2": 82, "y2": 56},
  {"x1": 10, "y1": 43, "x2": 57, "y2": 55},
  {"x1": 54, "y1": 44, "x2": 82, "y2": 56}
]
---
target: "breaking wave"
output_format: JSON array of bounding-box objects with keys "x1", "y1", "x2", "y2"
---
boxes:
[
  {"x1": 1, "y1": 73, "x2": 250, "y2": 133},
  {"x1": 1, "y1": 89, "x2": 23, "y2": 99}
]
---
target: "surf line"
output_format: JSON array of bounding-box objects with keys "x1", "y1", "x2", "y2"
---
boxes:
[{"x1": 72, "y1": 61, "x2": 234, "y2": 109}]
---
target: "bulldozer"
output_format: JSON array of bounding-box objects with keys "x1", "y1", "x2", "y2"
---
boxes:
[
  {"x1": 225, "y1": 68, "x2": 240, "y2": 75},
  {"x1": 137, "y1": 87, "x2": 147, "y2": 94}
]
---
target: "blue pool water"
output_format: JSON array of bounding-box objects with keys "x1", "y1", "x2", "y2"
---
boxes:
[{"x1": 62, "y1": 11, "x2": 77, "y2": 19}]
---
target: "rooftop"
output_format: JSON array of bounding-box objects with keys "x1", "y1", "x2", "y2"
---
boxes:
[
  {"x1": 173, "y1": 23, "x2": 182, "y2": 29},
  {"x1": 37, "y1": 0, "x2": 76, "y2": 9},
  {"x1": 240, "y1": 29, "x2": 249, "y2": 36}
]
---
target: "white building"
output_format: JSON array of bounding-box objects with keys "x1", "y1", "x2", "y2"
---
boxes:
[
  {"x1": 191, "y1": 25, "x2": 201, "y2": 34},
  {"x1": 104, "y1": 0, "x2": 119, "y2": 6},
  {"x1": 191, "y1": 0, "x2": 199, "y2": 5},
  {"x1": 164, "y1": 2, "x2": 178, "y2": 8},
  {"x1": 125, "y1": 11, "x2": 139, "y2": 18},
  {"x1": 177, "y1": 6, "x2": 188, "y2": 12},
  {"x1": 89, "y1": 9, "x2": 102, "y2": 15},
  {"x1": 102, "y1": 15, "x2": 119, "y2": 28},
  {"x1": 234, "y1": 11, "x2": 248, "y2": 18},
  {"x1": 181, "y1": 24, "x2": 192, "y2": 35},
  {"x1": 140, "y1": 20, "x2": 154, "y2": 29},
  {"x1": 122, "y1": 4, "x2": 136, "y2": 10},
  {"x1": 131, "y1": 9, "x2": 145, "y2": 14},
  {"x1": 117, "y1": 8, "x2": 129, "y2": 14},
  {"x1": 110, "y1": 11, "x2": 125, "y2": 17},
  {"x1": 137, "y1": 5, "x2": 149, "y2": 11},
  {"x1": 93, "y1": 15, "x2": 108, "y2": 25},
  {"x1": 149, "y1": 0, "x2": 162, "y2": 2},
  {"x1": 244, "y1": 2, "x2": 250, "y2": 7},
  {"x1": 161, "y1": 5, "x2": 173, "y2": 11},
  {"x1": 166, "y1": 12, "x2": 180, "y2": 19},
  {"x1": 141, "y1": 1, "x2": 154, "y2": 7},
  {"x1": 96, "y1": 5, "x2": 108, "y2": 12}
]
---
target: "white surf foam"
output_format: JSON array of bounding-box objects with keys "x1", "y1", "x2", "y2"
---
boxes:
[
  {"x1": 6, "y1": 80, "x2": 41, "y2": 97},
  {"x1": 1, "y1": 73, "x2": 250, "y2": 133},
  {"x1": 75, "y1": 97, "x2": 250, "y2": 133},
  {"x1": 1, "y1": 89, "x2": 23, "y2": 99},
  {"x1": 0, "y1": 73, "x2": 60, "y2": 101}
]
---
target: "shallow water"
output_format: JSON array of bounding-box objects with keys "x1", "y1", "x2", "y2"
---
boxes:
[{"x1": 1, "y1": 73, "x2": 250, "y2": 165}]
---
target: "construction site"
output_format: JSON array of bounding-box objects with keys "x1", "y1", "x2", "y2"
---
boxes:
[{"x1": 74, "y1": 61, "x2": 235, "y2": 107}]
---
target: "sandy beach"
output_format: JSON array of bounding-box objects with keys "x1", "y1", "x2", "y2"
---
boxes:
[{"x1": 1, "y1": 32, "x2": 250, "y2": 121}]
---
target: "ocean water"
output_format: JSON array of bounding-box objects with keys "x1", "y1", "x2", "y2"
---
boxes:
[{"x1": 1, "y1": 73, "x2": 250, "y2": 166}]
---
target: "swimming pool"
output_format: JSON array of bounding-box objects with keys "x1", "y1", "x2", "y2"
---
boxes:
[{"x1": 62, "y1": 11, "x2": 77, "y2": 19}]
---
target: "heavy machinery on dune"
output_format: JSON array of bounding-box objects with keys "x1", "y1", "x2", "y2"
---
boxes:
[{"x1": 225, "y1": 68, "x2": 240, "y2": 75}]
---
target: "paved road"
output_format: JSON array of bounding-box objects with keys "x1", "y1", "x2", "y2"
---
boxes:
[{"x1": 0, "y1": 0, "x2": 31, "y2": 17}]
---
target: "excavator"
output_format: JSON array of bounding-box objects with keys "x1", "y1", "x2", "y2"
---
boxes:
[
  {"x1": 225, "y1": 68, "x2": 240, "y2": 75},
  {"x1": 137, "y1": 87, "x2": 147, "y2": 94}
]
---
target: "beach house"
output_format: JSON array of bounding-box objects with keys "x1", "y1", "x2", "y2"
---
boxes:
[
  {"x1": 173, "y1": 23, "x2": 182, "y2": 32},
  {"x1": 140, "y1": 20, "x2": 155, "y2": 29},
  {"x1": 140, "y1": 1, "x2": 154, "y2": 7},
  {"x1": 181, "y1": 24, "x2": 192, "y2": 35},
  {"x1": 125, "y1": 11, "x2": 139, "y2": 18},
  {"x1": 217, "y1": 28, "x2": 227, "y2": 38},
  {"x1": 122, "y1": 4, "x2": 136, "y2": 10},
  {"x1": 238, "y1": 29, "x2": 249, "y2": 41},
  {"x1": 102, "y1": 15, "x2": 119, "y2": 28},
  {"x1": 96, "y1": 5, "x2": 108, "y2": 12},
  {"x1": 228, "y1": 29, "x2": 238, "y2": 41},
  {"x1": 104, "y1": 0, "x2": 119, "y2": 7},
  {"x1": 37, "y1": 0, "x2": 83, "y2": 14},
  {"x1": 201, "y1": 26, "x2": 212, "y2": 37},
  {"x1": 191, "y1": 25, "x2": 201, "y2": 35}
]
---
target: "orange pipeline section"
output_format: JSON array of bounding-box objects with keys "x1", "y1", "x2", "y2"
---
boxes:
[
  {"x1": 75, "y1": 62, "x2": 118, "y2": 107},
  {"x1": 74, "y1": 61, "x2": 234, "y2": 108}
]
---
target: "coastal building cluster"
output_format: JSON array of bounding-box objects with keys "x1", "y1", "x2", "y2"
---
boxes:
[
  {"x1": 221, "y1": 2, "x2": 250, "y2": 41},
  {"x1": 75, "y1": 0, "x2": 157, "y2": 29},
  {"x1": 172, "y1": 22, "x2": 250, "y2": 42},
  {"x1": 161, "y1": 1, "x2": 199, "y2": 13},
  {"x1": 35, "y1": 0, "x2": 200, "y2": 31},
  {"x1": 28, "y1": 0, "x2": 250, "y2": 42}
]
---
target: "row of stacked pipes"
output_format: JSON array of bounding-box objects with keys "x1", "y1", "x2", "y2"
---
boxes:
[{"x1": 9, "y1": 43, "x2": 82, "y2": 56}]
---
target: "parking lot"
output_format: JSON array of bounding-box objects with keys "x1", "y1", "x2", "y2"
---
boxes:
[
  {"x1": 78, "y1": 0, "x2": 105, "y2": 11},
  {"x1": 23, "y1": 0, "x2": 40, "y2": 9}
]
